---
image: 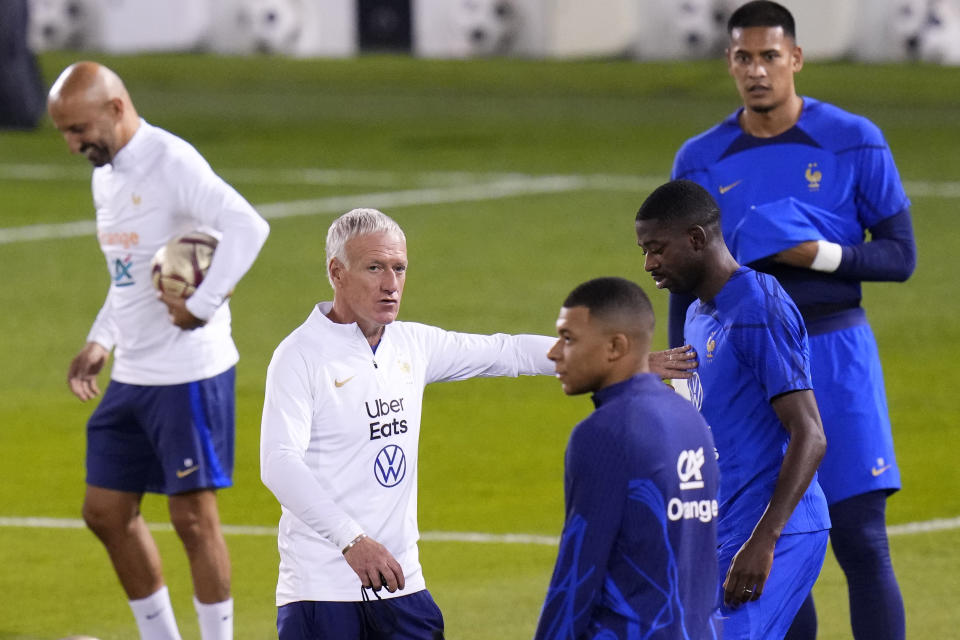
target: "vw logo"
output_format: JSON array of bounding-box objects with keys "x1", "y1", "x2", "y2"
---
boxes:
[
  {"x1": 688, "y1": 372, "x2": 704, "y2": 410},
  {"x1": 374, "y1": 444, "x2": 406, "y2": 488}
]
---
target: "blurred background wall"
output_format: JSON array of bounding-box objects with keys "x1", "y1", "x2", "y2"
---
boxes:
[{"x1": 20, "y1": 0, "x2": 960, "y2": 64}]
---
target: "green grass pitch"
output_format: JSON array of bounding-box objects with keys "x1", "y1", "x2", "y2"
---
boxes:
[{"x1": 0, "y1": 51, "x2": 958, "y2": 638}]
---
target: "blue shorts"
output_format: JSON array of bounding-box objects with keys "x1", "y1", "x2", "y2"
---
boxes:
[
  {"x1": 277, "y1": 589, "x2": 444, "y2": 640},
  {"x1": 85, "y1": 367, "x2": 235, "y2": 495},
  {"x1": 809, "y1": 322, "x2": 900, "y2": 504},
  {"x1": 718, "y1": 530, "x2": 828, "y2": 640}
]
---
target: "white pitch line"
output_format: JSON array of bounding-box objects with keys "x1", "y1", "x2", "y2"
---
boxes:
[
  {"x1": 2, "y1": 166, "x2": 957, "y2": 246},
  {"x1": 0, "y1": 176, "x2": 589, "y2": 246},
  {"x1": 0, "y1": 163, "x2": 525, "y2": 187},
  {"x1": 4, "y1": 162, "x2": 959, "y2": 197},
  {"x1": 0, "y1": 515, "x2": 956, "y2": 544}
]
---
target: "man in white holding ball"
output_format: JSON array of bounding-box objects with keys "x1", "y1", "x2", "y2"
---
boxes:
[{"x1": 48, "y1": 61, "x2": 269, "y2": 640}]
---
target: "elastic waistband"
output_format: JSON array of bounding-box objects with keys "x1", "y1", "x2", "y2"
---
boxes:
[{"x1": 804, "y1": 307, "x2": 867, "y2": 336}]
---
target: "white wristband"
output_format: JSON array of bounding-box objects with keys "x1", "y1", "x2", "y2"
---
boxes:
[{"x1": 810, "y1": 240, "x2": 842, "y2": 272}]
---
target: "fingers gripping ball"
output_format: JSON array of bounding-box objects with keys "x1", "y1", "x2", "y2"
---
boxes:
[{"x1": 150, "y1": 231, "x2": 218, "y2": 298}]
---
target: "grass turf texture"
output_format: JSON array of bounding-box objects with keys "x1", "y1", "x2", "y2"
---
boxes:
[{"x1": 0, "y1": 51, "x2": 957, "y2": 638}]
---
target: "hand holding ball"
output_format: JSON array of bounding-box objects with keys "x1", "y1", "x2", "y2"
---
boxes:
[{"x1": 150, "y1": 231, "x2": 218, "y2": 298}]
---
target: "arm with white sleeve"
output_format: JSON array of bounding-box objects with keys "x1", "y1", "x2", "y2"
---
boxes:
[
  {"x1": 260, "y1": 346, "x2": 364, "y2": 549},
  {"x1": 418, "y1": 328, "x2": 555, "y2": 384},
  {"x1": 67, "y1": 288, "x2": 119, "y2": 401},
  {"x1": 173, "y1": 156, "x2": 270, "y2": 322},
  {"x1": 259, "y1": 343, "x2": 405, "y2": 592}
]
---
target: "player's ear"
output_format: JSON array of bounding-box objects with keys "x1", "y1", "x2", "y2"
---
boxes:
[
  {"x1": 792, "y1": 45, "x2": 804, "y2": 72},
  {"x1": 688, "y1": 225, "x2": 708, "y2": 251},
  {"x1": 106, "y1": 97, "x2": 124, "y2": 120},
  {"x1": 328, "y1": 258, "x2": 344, "y2": 285},
  {"x1": 608, "y1": 333, "x2": 630, "y2": 362}
]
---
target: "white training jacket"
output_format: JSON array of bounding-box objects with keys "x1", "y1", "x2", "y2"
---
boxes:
[
  {"x1": 87, "y1": 119, "x2": 269, "y2": 385},
  {"x1": 260, "y1": 302, "x2": 554, "y2": 604}
]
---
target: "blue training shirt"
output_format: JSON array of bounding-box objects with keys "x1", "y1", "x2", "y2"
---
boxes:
[
  {"x1": 535, "y1": 374, "x2": 721, "y2": 640},
  {"x1": 669, "y1": 97, "x2": 914, "y2": 345},
  {"x1": 684, "y1": 267, "x2": 830, "y2": 543}
]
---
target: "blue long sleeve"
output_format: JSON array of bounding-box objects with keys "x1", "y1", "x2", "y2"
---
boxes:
[{"x1": 836, "y1": 209, "x2": 916, "y2": 282}]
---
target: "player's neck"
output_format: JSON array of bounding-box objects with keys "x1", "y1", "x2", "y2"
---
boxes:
[
  {"x1": 695, "y1": 251, "x2": 740, "y2": 303},
  {"x1": 740, "y1": 95, "x2": 803, "y2": 138},
  {"x1": 325, "y1": 304, "x2": 386, "y2": 347}
]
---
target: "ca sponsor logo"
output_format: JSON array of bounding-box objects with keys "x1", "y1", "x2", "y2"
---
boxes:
[
  {"x1": 374, "y1": 444, "x2": 406, "y2": 488},
  {"x1": 113, "y1": 254, "x2": 134, "y2": 287},
  {"x1": 677, "y1": 447, "x2": 706, "y2": 490}
]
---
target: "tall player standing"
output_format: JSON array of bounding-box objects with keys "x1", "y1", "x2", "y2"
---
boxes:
[
  {"x1": 48, "y1": 61, "x2": 270, "y2": 640},
  {"x1": 669, "y1": 3, "x2": 916, "y2": 638}
]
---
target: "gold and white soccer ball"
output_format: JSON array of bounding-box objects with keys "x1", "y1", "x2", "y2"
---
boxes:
[{"x1": 150, "y1": 231, "x2": 218, "y2": 298}]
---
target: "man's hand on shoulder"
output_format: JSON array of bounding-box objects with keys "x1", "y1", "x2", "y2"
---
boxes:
[
  {"x1": 158, "y1": 291, "x2": 206, "y2": 330},
  {"x1": 343, "y1": 534, "x2": 406, "y2": 593}
]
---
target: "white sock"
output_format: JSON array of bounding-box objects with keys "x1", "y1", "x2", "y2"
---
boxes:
[
  {"x1": 193, "y1": 596, "x2": 233, "y2": 640},
  {"x1": 129, "y1": 586, "x2": 182, "y2": 640}
]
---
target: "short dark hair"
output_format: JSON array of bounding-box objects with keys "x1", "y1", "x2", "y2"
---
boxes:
[
  {"x1": 563, "y1": 277, "x2": 654, "y2": 333},
  {"x1": 727, "y1": 1, "x2": 796, "y2": 40},
  {"x1": 635, "y1": 179, "x2": 720, "y2": 229}
]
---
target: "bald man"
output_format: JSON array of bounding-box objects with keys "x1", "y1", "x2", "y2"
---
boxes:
[
  {"x1": 48, "y1": 62, "x2": 270, "y2": 640},
  {"x1": 535, "y1": 277, "x2": 720, "y2": 639}
]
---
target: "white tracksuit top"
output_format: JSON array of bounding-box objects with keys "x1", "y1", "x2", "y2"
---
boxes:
[
  {"x1": 260, "y1": 302, "x2": 554, "y2": 604},
  {"x1": 87, "y1": 119, "x2": 269, "y2": 385}
]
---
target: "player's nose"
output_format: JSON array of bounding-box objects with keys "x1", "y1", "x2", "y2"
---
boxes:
[
  {"x1": 64, "y1": 133, "x2": 83, "y2": 154},
  {"x1": 547, "y1": 339, "x2": 562, "y2": 361}
]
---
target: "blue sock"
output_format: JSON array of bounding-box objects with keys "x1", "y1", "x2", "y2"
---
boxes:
[
  {"x1": 829, "y1": 490, "x2": 905, "y2": 640},
  {"x1": 784, "y1": 591, "x2": 817, "y2": 640}
]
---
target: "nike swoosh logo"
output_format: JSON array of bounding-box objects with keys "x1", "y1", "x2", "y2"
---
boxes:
[
  {"x1": 871, "y1": 464, "x2": 892, "y2": 477},
  {"x1": 335, "y1": 376, "x2": 355, "y2": 388},
  {"x1": 146, "y1": 610, "x2": 162, "y2": 620},
  {"x1": 718, "y1": 179, "x2": 743, "y2": 194},
  {"x1": 176, "y1": 465, "x2": 199, "y2": 479}
]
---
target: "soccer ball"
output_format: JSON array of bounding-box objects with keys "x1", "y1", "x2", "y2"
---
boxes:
[
  {"x1": 458, "y1": 0, "x2": 520, "y2": 57},
  {"x1": 27, "y1": 0, "x2": 93, "y2": 51},
  {"x1": 236, "y1": 0, "x2": 304, "y2": 54},
  {"x1": 150, "y1": 231, "x2": 218, "y2": 298}
]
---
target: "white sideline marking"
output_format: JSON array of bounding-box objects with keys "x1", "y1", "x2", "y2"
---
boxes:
[
  {"x1": 0, "y1": 515, "x2": 957, "y2": 544},
  {"x1": 2, "y1": 163, "x2": 958, "y2": 246},
  {"x1": 0, "y1": 175, "x2": 596, "y2": 245},
  {"x1": 2, "y1": 161, "x2": 958, "y2": 197}
]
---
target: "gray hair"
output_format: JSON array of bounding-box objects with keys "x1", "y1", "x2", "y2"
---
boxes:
[{"x1": 325, "y1": 208, "x2": 406, "y2": 285}]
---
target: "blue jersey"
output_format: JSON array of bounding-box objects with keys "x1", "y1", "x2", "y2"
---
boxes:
[
  {"x1": 535, "y1": 374, "x2": 720, "y2": 640},
  {"x1": 684, "y1": 268, "x2": 830, "y2": 542},
  {"x1": 671, "y1": 98, "x2": 912, "y2": 504},
  {"x1": 671, "y1": 97, "x2": 911, "y2": 339}
]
